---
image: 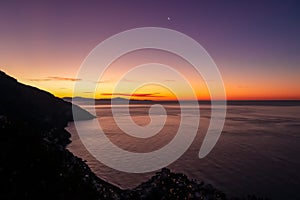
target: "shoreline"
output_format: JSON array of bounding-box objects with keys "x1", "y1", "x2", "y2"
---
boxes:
[{"x1": 0, "y1": 71, "x2": 269, "y2": 199}]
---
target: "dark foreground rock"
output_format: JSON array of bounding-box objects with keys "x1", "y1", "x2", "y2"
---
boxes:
[
  {"x1": 0, "y1": 116, "x2": 122, "y2": 200},
  {"x1": 123, "y1": 168, "x2": 226, "y2": 200},
  {"x1": 125, "y1": 168, "x2": 269, "y2": 200},
  {"x1": 0, "y1": 71, "x2": 267, "y2": 200}
]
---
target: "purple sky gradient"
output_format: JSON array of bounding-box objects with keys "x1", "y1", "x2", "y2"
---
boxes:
[{"x1": 0, "y1": 0, "x2": 299, "y2": 99}]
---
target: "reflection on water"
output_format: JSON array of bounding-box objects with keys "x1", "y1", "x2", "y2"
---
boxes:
[{"x1": 66, "y1": 103, "x2": 300, "y2": 199}]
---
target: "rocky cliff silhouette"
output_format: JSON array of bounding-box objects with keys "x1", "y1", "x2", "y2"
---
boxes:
[
  {"x1": 0, "y1": 71, "x2": 121, "y2": 199},
  {"x1": 0, "y1": 71, "x2": 94, "y2": 128}
]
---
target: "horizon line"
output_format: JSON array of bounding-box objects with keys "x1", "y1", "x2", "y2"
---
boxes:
[{"x1": 63, "y1": 96, "x2": 300, "y2": 101}]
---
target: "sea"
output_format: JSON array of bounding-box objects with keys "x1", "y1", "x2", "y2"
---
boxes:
[{"x1": 66, "y1": 100, "x2": 300, "y2": 200}]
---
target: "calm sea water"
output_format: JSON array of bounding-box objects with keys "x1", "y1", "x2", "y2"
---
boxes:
[{"x1": 66, "y1": 102, "x2": 300, "y2": 199}]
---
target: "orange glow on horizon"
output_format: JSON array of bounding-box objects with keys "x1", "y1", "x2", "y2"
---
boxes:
[{"x1": 2, "y1": 48, "x2": 300, "y2": 101}]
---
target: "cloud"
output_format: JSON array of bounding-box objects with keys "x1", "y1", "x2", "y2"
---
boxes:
[
  {"x1": 101, "y1": 92, "x2": 165, "y2": 98},
  {"x1": 29, "y1": 76, "x2": 81, "y2": 82},
  {"x1": 28, "y1": 78, "x2": 52, "y2": 81},
  {"x1": 48, "y1": 76, "x2": 81, "y2": 81},
  {"x1": 94, "y1": 78, "x2": 141, "y2": 84},
  {"x1": 164, "y1": 79, "x2": 175, "y2": 82}
]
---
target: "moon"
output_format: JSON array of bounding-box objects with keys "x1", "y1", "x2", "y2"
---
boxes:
[{"x1": 167, "y1": 17, "x2": 171, "y2": 21}]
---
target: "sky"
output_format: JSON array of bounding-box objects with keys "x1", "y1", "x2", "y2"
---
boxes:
[{"x1": 0, "y1": 0, "x2": 299, "y2": 100}]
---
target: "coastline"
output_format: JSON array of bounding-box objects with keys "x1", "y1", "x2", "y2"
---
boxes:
[{"x1": 0, "y1": 71, "x2": 268, "y2": 199}]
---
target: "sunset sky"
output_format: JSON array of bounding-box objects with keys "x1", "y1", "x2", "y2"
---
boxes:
[{"x1": 1, "y1": 1, "x2": 299, "y2": 100}]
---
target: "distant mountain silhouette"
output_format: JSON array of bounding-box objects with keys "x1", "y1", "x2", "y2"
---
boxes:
[{"x1": 64, "y1": 96, "x2": 153, "y2": 102}]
